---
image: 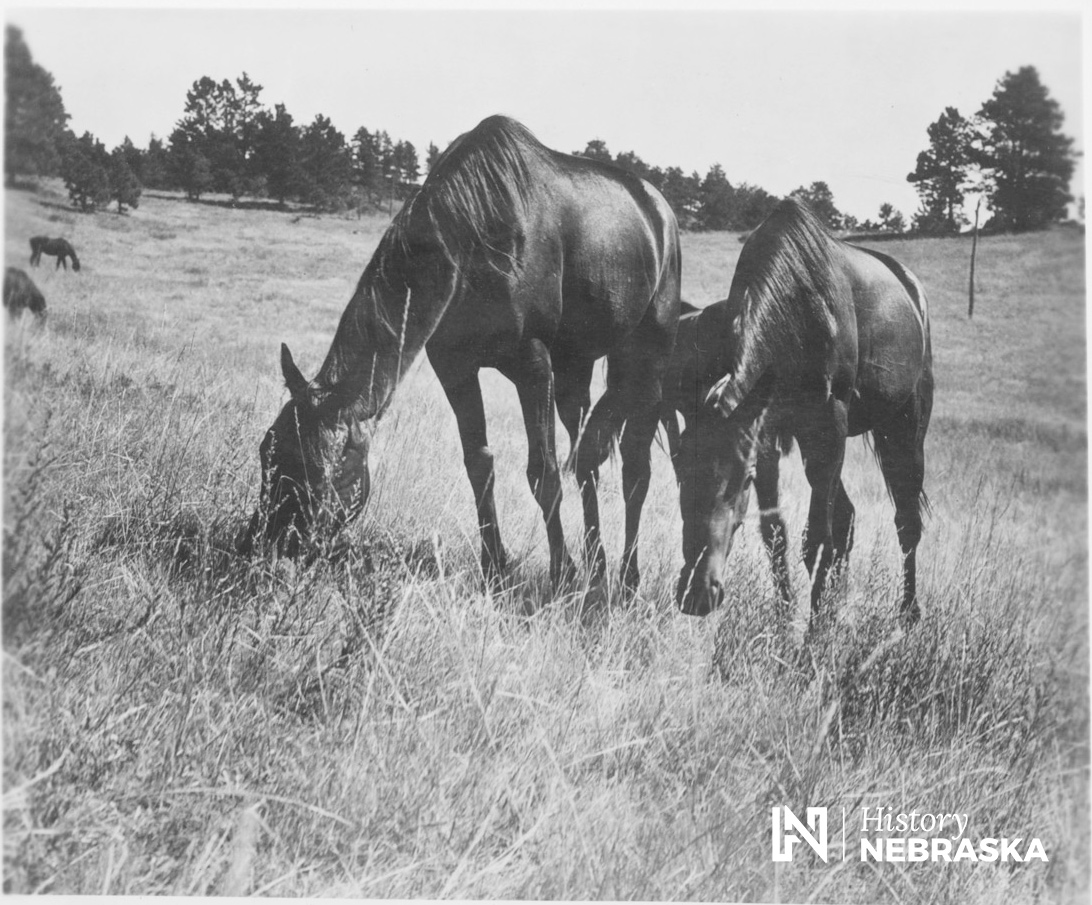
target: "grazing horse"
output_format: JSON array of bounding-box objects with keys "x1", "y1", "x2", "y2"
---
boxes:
[
  {"x1": 241, "y1": 115, "x2": 681, "y2": 594},
  {"x1": 3, "y1": 267, "x2": 46, "y2": 319},
  {"x1": 671, "y1": 198, "x2": 932, "y2": 624},
  {"x1": 29, "y1": 236, "x2": 81, "y2": 272}
]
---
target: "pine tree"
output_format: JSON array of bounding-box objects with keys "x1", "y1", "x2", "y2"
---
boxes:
[
  {"x1": 392, "y1": 140, "x2": 420, "y2": 192},
  {"x1": 170, "y1": 73, "x2": 264, "y2": 201},
  {"x1": 253, "y1": 104, "x2": 301, "y2": 205},
  {"x1": 974, "y1": 66, "x2": 1076, "y2": 231},
  {"x1": 61, "y1": 132, "x2": 111, "y2": 211},
  {"x1": 907, "y1": 106, "x2": 973, "y2": 234},
  {"x1": 697, "y1": 164, "x2": 735, "y2": 231},
  {"x1": 298, "y1": 114, "x2": 352, "y2": 210},
  {"x1": 109, "y1": 146, "x2": 142, "y2": 213},
  {"x1": 878, "y1": 203, "x2": 906, "y2": 233},
  {"x1": 733, "y1": 183, "x2": 780, "y2": 231},
  {"x1": 575, "y1": 139, "x2": 612, "y2": 162},
  {"x1": 5, "y1": 26, "x2": 69, "y2": 184},
  {"x1": 660, "y1": 167, "x2": 702, "y2": 230},
  {"x1": 141, "y1": 135, "x2": 172, "y2": 190},
  {"x1": 789, "y1": 182, "x2": 843, "y2": 229},
  {"x1": 426, "y1": 141, "x2": 441, "y2": 175}
]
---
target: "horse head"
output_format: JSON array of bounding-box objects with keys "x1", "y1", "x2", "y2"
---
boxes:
[
  {"x1": 674, "y1": 371, "x2": 774, "y2": 616},
  {"x1": 238, "y1": 344, "x2": 370, "y2": 557}
]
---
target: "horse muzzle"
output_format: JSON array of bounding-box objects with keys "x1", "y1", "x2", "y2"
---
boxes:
[{"x1": 676, "y1": 562, "x2": 726, "y2": 617}]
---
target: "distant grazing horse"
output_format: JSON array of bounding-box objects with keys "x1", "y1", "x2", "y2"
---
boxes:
[
  {"x1": 29, "y1": 236, "x2": 81, "y2": 271},
  {"x1": 240, "y1": 115, "x2": 681, "y2": 594},
  {"x1": 3, "y1": 267, "x2": 47, "y2": 319},
  {"x1": 670, "y1": 198, "x2": 932, "y2": 624}
]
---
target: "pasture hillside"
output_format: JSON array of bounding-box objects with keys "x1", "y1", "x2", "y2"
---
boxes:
[{"x1": 3, "y1": 182, "x2": 1088, "y2": 901}]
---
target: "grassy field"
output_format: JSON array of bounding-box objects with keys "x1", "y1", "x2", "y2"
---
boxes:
[{"x1": 3, "y1": 181, "x2": 1088, "y2": 901}]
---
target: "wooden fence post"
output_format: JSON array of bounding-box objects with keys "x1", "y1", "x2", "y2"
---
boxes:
[{"x1": 968, "y1": 197, "x2": 982, "y2": 319}]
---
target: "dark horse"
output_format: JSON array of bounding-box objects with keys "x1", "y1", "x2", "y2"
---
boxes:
[
  {"x1": 29, "y1": 236, "x2": 81, "y2": 272},
  {"x1": 670, "y1": 199, "x2": 932, "y2": 623},
  {"x1": 3, "y1": 267, "x2": 46, "y2": 319},
  {"x1": 241, "y1": 115, "x2": 681, "y2": 593}
]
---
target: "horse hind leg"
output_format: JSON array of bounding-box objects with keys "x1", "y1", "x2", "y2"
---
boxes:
[
  {"x1": 829, "y1": 479, "x2": 856, "y2": 583},
  {"x1": 555, "y1": 354, "x2": 607, "y2": 580},
  {"x1": 797, "y1": 402, "x2": 850, "y2": 620},
  {"x1": 508, "y1": 339, "x2": 576, "y2": 589},
  {"x1": 873, "y1": 420, "x2": 927, "y2": 626}
]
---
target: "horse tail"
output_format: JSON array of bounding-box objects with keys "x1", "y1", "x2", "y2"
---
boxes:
[{"x1": 862, "y1": 430, "x2": 933, "y2": 520}]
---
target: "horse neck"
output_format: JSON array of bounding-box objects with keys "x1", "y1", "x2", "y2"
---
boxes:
[{"x1": 315, "y1": 251, "x2": 454, "y2": 423}]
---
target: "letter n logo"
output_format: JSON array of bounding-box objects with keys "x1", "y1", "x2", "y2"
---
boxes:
[{"x1": 772, "y1": 807, "x2": 828, "y2": 862}]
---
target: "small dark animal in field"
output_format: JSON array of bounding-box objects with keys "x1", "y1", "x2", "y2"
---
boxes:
[
  {"x1": 29, "y1": 236, "x2": 81, "y2": 272},
  {"x1": 4, "y1": 267, "x2": 47, "y2": 319},
  {"x1": 241, "y1": 115, "x2": 681, "y2": 597},
  {"x1": 665, "y1": 198, "x2": 933, "y2": 625}
]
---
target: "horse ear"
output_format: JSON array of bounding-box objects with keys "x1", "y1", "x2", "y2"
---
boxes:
[{"x1": 280, "y1": 343, "x2": 309, "y2": 400}]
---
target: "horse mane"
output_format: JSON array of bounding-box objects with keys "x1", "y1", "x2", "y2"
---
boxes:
[
  {"x1": 315, "y1": 116, "x2": 552, "y2": 420},
  {"x1": 416, "y1": 114, "x2": 550, "y2": 271},
  {"x1": 314, "y1": 224, "x2": 409, "y2": 412},
  {"x1": 726, "y1": 197, "x2": 841, "y2": 402}
]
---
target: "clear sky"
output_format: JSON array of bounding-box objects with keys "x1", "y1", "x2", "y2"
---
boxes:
[{"x1": 7, "y1": 4, "x2": 1085, "y2": 222}]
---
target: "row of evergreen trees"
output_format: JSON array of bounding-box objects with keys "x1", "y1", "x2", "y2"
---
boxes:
[
  {"x1": 153, "y1": 73, "x2": 426, "y2": 211},
  {"x1": 4, "y1": 24, "x2": 1078, "y2": 234}
]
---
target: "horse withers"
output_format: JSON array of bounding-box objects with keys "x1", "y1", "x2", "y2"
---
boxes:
[
  {"x1": 29, "y1": 236, "x2": 81, "y2": 272},
  {"x1": 241, "y1": 115, "x2": 681, "y2": 596},
  {"x1": 669, "y1": 199, "x2": 933, "y2": 625},
  {"x1": 4, "y1": 267, "x2": 46, "y2": 319}
]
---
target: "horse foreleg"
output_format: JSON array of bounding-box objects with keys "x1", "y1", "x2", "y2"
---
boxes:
[
  {"x1": 555, "y1": 355, "x2": 606, "y2": 580},
  {"x1": 831, "y1": 479, "x2": 856, "y2": 582},
  {"x1": 432, "y1": 357, "x2": 508, "y2": 588},
  {"x1": 754, "y1": 437, "x2": 793, "y2": 612},
  {"x1": 510, "y1": 340, "x2": 575, "y2": 589}
]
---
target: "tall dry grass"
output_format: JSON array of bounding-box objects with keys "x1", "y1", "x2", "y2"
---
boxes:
[{"x1": 2, "y1": 182, "x2": 1087, "y2": 901}]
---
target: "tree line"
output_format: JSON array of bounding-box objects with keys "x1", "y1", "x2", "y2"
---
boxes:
[{"x1": 4, "y1": 25, "x2": 1078, "y2": 234}]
